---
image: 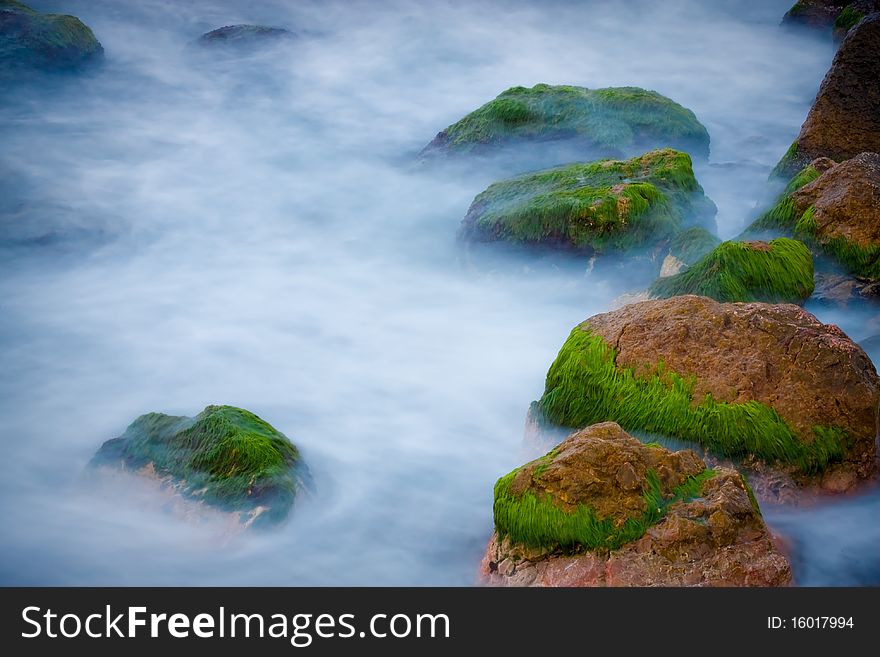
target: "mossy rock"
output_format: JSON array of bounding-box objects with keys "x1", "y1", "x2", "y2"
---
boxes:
[
  {"x1": 530, "y1": 296, "x2": 879, "y2": 487},
  {"x1": 650, "y1": 238, "x2": 815, "y2": 304},
  {"x1": 458, "y1": 148, "x2": 716, "y2": 255},
  {"x1": 0, "y1": 0, "x2": 103, "y2": 74},
  {"x1": 196, "y1": 24, "x2": 293, "y2": 47},
  {"x1": 90, "y1": 405, "x2": 310, "y2": 526},
  {"x1": 749, "y1": 155, "x2": 880, "y2": 282},
  {"x1": 494, "y1": 422, "x2": 714, "y2": 552},
  {"x1": 484, "y1": 423, "x2": 791, "y2": 586},
  {"x1": 422, "y1": 84, "x2": 710, "y2": 161}
]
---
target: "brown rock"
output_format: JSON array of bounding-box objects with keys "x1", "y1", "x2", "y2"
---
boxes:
[
  {"x1": 783, "y1": 0, "x2": 847, "y2": 28},
  {"x1": 791, "y1": 153, "x2": 880, "y2": 254},
  {"x1": 509, "y1": 422, "x2": 704, "y2": 524},
  {"x1": 481, "y1": 423, "x2": 792, "y2": 587},
  {"x1": 582, "y1": 296, "x2": 879, "y2": 486},
  {"x1": 790, "y1": 15, "x2": 880, "y2": 168}
]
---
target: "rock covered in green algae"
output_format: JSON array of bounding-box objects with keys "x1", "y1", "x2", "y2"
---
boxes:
[
  {"x1": 458, "y1": 148, "x2": 716, "y2": 255},
  {"x1": 751, "y1": 154, "x2": 880, "y2": 282},
  {"x1": 529, "y1": 296, "x2": 879, "y2": 492},
  {"x1": 481, "y1": 422, "x2": 791, "y2": 587},
  {"x1": 90, "y1": 405, "x2": 310, "y2": 526},
  {"x1": 421, "y1": 84, "x2": 710, "y2": 161},
  {"x1": 0, "y1": 0, "x2": 103, "y2": 74},
  {"x1": 649, "y1": 238, "x2": 815, "y2": 304}
]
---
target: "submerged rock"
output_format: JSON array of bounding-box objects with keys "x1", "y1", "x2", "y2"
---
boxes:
[
  {"x1": 196, "y1": 24, "x2": 293, "y2": 47},
  {"x1": 812, "y1": 271, "x2": 880, "y2": 305},
  {"x1": 0, "y1": 0, "x2": 103, "y2": 74},
  {"x1": 481, "y1": 422, "x2": 791, "y2": 587},
  {"x1": 90, "y1": 405, "x2": 310, "y2": 527},
  {"x1": 421, "y1": 84, "x2": 710, "y2": 163},
  {"x1": 529, "y1": 296, "x2": 879, "y2": 493},
  {"x1": 649, "y1": 238, "x2": 815, "y2": 304},
  {"x1": 752, "y1": 153, "x2": 880, "y2": 281},
  {"x1": 774, "y1": 14, "x2": 880, "y2": 177},
  {"x1": 458, "y1": 149, "x2": 716, "y2": 256}
]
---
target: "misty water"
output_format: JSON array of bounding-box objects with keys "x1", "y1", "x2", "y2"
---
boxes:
[{"x1": 1, "y1": 0, "x2": 878, "y2": 585}]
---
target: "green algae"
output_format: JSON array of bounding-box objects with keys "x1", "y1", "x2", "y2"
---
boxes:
[
  {"x1": 91, "y1": 405, "x2": 308, "y2": 524},
  {"x1": 747, "y1": 163, "x2": 880, "y2": 281},
  {"x1": 534, "y1": 328, "x2": 848, "y2": 474},
  {"x1": 666, "y1": 227, "x2": 722, "y2": 266},
  {"x1": 460, "y1": 148, "x2": 714, "y2": 253},
  {"x1": 431, "y1": 84, "x2": 710, "y2": 158},
  {"x1": 493, "y1": 465, "x2": 716, "y2": 551},
  {"x1": 650, "y1": 238, "x2": 815, "y2": 303}
]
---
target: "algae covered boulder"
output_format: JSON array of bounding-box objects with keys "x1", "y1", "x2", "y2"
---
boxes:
[
  {"x1": 774, "y1": 14, "x2": 880, "y2": 177},
  {"x1": 753, "y1": 154, "x2": 880, "y2": 281},
  {"x1": 649, "y1": 238, "x2": 815, "y2": 304},
  {"x1": 458, "y1": 148, "x2": 716, "y2": 255},
  {"x1": 529, "y1": 296, "x2": 879, "y2": 492},
  {"x1": 90, "y1": 405, "x2": 310, "y2": 526},
  {"x1": 481, "y1": 422, "x2": 791, "y2": 587},
  {"x1": 0, "y1": 0, "x2": 103, "y2": 74},
  {"x1": 196, "y1": 24, "x2": 293, "y2": 48},
  {"x1": 422, "y1": 84, "x2": 710, "y2": 163}
]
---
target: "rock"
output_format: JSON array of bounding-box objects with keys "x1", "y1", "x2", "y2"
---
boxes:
[
  {"x1": 530, "y1": 296, "x2": 879, "y2": 492},
  {"x1": 774, "y1": 14, "x2": 880, "y2": 177},
  {"x1": 783, "y1": 0, "x2": 847, "y2": 29},
  {"x1": 812, "y1": 271, "x2": 880, "y2": 305},
  {"x1": 421, "y1": 84, "x2": 710, "y2": 164},
  {"x1": 0, "y1": 0, "x2": 102, "y2": 75},
  {"x1": 481, "y1": 422, "x2": 791, "y2": 587},
  {"x1": 649, "y1": 238, "x2": 815, "y2": 304},
  {"x1": 782, "y1": 1, "x2": 879, "y2": 39},
  {"x1": 833, "y1": 2, "x2": 880, "y2": 39},
  {"x1": 754, "y1": 154, "x2": 880, "y2": 281},
  {"x1": 196, "y1": 24, "x2": 293, "y2": 47},
  {"x1": 658, "y1": 254, "x2": 685, "y2": 278},
  {"x1": 458, "y1": 149, "x2": 716, "y2": 256},
  {"x1": 89, "y1": 405, "x2": 311, "y2": 527}
]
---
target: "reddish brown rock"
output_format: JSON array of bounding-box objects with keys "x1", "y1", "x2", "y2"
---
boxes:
[
  {"x1": 481, "y1": 423, "x2": 792, "y2": 587},
  {"x1": 581, "y1": 296, "x2": 879, "y2": 488},
  {"x1": 790, "y1": 153, "x2": 880, "y2": 258},
  {"x1": 785, "y1": 14, "x2": 880, "y2": 172}
]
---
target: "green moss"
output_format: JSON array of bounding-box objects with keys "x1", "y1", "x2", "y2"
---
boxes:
[
  {"x1": 433, "y1": 84, "x2": 709, "y2": 158},
  {"x1": 1, "y1": 0, "x2": 103, "y2": 72},
  {"x1": 90, "y1": 405, "x2": 307, "y2": 524},
  {"x1": 493, "y1": 466, "x2": 715, "y2": 551},
  {"x1": 650, "y1": 238, "x2": 815, "y2": 303},
  {"x1": 535, "y1": 328, "x2": 848, "y2": 474},
  {"x1": 747, "y1": 163, "x2": 880, "y2": 281},
  {"x1": 667, "y1": 227, "x2": 722, "y2": 265},
  {"x1": 460, "y1": 148, "x2": 714, "y2": 253},
  {"x1": 771, "y1": 141, "x2": 807, "y2": 181},
  {"x1": 834, "y1": 5, "x2": 866, "y2": 32}
]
